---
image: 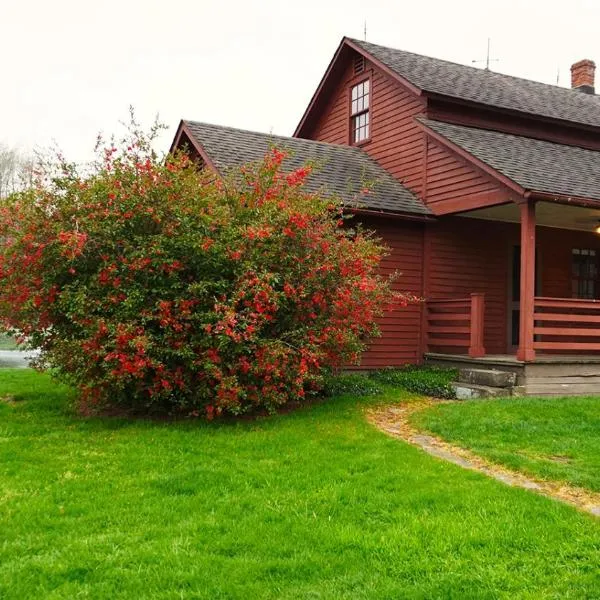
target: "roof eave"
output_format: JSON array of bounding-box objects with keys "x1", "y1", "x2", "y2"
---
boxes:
[
  {"x1": 347, "y1": 206, "x2": 434, "y2": 221},
  {"x1": 526, "y1": 190, "x2": 600, "y2": 209},
  {"x1": 294, "y1": 38, "x2": 349, "y2": 138},
  {"x1": 343, "y1": 38, "x2": 424, "y2": 97},
  {"x1": 171, "y1": 121, "x2": 221, "y2": 173}
]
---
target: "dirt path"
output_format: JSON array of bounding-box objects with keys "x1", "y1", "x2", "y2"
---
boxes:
[{"x1": 367, "y1": 401, "x2": 600, "y2": 518}]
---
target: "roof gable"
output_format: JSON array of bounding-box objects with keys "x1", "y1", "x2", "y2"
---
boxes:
[
  {"x1": 294, "y1": 39, "x2": 426, "y2": 139},
  {"x1": 350, "y1": 38, "x2": 600, "y2": 130},
  {"x1": 178, "y1": 121, "x2": 430, "y2": 217},
  {"x1": 296, "y1": 36, "x2": 600, "y2": 137}
]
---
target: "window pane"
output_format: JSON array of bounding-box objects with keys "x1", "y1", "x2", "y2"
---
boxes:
[
  {"x1": 364, "y1": 91, "x2": 370, "y2": 109},
  {"x1": 352, "y1": 86, "x2": 358, "y2": 100},
  {"x1": 364, "y1": 80, "x2": 369, "y2": 94},
  {"x1": 572, "y1": 248, "x2": 599, "y2": 299},
  {"x1": 351, "y1": 99, "x2": 358, "y2": 114}
]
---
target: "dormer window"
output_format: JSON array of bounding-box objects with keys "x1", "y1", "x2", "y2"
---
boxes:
[{"x1": 350, "y1": 80, "x2": 370, "y2": 144}]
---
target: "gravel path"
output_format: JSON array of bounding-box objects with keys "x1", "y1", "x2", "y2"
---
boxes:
[{"x1": 367, "y1": 401, "x2": 600, "y2": 518}]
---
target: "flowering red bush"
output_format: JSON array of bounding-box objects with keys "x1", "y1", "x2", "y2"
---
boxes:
[{"x1": 0, "y1": 122, "x2": 409, "y2": 416}]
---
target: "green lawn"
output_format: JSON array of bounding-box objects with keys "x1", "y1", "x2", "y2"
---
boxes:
[
  {"x1": 1, "y1": 370, "x2": 599, "y2": 599},
  {"x1": 412, "y1": 396, "x2": 600, "y2": 493}
]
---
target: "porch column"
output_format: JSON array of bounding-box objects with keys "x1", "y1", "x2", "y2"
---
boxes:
[{"x1": 517, "y1": 200, "x2": 536, "y2": 361}]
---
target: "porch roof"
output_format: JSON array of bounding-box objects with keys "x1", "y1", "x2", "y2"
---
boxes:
[
  {"x1": 419, "y1": 118, "x2": 600, "y2": 203},
  {"x1": 179, "y1": 121, "x2": 431, "y2": 217}
]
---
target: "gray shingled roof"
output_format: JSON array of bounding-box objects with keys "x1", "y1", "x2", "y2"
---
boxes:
[
  {"x1": 351, "y1": 38, "x2": 600, "y2": 129},
  {"x1": 183, "y1": 121, "x2": 430, "y2": 215},
  {"x1": 420, "y1": 118, "x2": 600, "y2": 201}
]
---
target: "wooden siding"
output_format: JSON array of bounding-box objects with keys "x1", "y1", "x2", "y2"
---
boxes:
[
  {"x1": 537, "y1": 227, "x2": 600, "y2": 298},
  {"x1": 426, "y1": 218, "x2": 600, "y2": 356},
  {"x1": 357, "y1": 219, "x2": 424, "y2": 368},
  {"x1": 356, "y1": 218, "x2": 600, "y2": 367},
  {"x1": 426, "y1": 218, "x2": 513, "y2": 354},
  {"x1": 424, "y1": 139, "x2": 506, "y2": 213},
  {"x1": 310, "y1": 56, "x2": 426, "y2": 196}
]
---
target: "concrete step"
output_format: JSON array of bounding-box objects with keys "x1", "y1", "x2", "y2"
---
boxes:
[
  {"x1": 452, "y1": 382, "x2": 512, "y2": 400},
  {"x1": 458, "y1": 368, "x2": 516, "y2": 388}
]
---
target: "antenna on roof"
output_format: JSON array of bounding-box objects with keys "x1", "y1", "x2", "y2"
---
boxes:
[
  {"x1": 363, "y1": 20, "x2": 367, "y2": 41},
  {"x1": 556, "y1": 67, "x2": 560, "y2": 85},
  {"x1": 472, "y1": 38, "x2": 499, "y2": 71}
]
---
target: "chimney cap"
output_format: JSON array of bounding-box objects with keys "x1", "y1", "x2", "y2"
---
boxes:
[{"x1": 571, "y1": 58, "x2": 596, "y2": 72}]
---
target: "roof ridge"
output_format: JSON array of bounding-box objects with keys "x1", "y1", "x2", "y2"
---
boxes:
[{"x1": 348, "y1": 37, "x2": 585, "y2": 96}]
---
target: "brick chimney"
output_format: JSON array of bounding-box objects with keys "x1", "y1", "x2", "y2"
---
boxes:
[{"x1": 571, "y1": 59, "x2": 596, "y2": 94}]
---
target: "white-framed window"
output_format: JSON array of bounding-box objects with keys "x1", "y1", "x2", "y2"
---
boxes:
[{"x1": 350, "y1": 80, "x2": 370, "y2": 143}]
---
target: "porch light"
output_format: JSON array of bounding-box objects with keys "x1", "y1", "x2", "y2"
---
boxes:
[{"x1": 595, "y1": 224, "x2": 600, "y2": 234}]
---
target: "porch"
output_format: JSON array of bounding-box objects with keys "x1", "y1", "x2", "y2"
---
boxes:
[{"x1": 422, "y1": 199, "x2": 600, "y2": 395}]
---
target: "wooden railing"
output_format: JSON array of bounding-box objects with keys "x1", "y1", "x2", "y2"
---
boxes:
[
  {"x1": 426, "y1": 293, "x2": 485, "y2": 357},
  {"x1": 534, "y1": 297, "x2": 600, "y2": 352}
]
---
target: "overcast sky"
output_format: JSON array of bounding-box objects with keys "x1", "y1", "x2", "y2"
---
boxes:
[{"x1": 2, "y1": 0, "x2": 599, "y2": 162}]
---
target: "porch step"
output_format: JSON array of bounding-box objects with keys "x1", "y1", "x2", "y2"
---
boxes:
[
  {"x1": 452, "y1": 382, "x2": 512, "y2": 400},
  {"x1": 458, "y1": 368, "x2": 516, "y2": 388}
]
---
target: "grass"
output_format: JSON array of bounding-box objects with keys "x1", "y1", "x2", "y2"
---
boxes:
[
  {"x1": 412, "y1": 396, "x2": 600, "y2": 492},
  {"x1": 0, "y1": 334, "x2": 18, "y2": 350},
  {"x1": 0, "y1": 370, "x2": 599, "y2": 599}
]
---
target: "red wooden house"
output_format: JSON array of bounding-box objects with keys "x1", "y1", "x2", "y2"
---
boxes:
[{"x1": 171, "y1": 37, "x2": 600, "y2": 395}]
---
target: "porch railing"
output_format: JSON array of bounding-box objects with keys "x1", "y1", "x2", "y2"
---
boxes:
[
  {"x1": 426, "y1": 293, "x2": 485, "y2": 357},
  {"x1": 534, "y1": 297, "x2": 600, "y2": 352}
]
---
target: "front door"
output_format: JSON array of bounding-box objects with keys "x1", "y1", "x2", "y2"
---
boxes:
[{"x1": 509, "y1": 245, "x2": 540, "y2": 351}]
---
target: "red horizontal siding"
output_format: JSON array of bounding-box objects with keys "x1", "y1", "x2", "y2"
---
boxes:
[
  {"x1": 357, "y1": 219, "x2": 424, "y2": 368},
  {"x1": 426, "y1": 217, "x2": 514, "y2": 354},
  {"x1": 424, "y1": 140, "x2": 503, "y2": 211},
  {"x1": 351, "y1": 215, "x2": 600, "y2": 365},
  {"x1": 537, "y1": 227, "x2": 600, "y2": 299},
  {"x1": 427, "y1": 218, "x2": 600, "y2": 355}
]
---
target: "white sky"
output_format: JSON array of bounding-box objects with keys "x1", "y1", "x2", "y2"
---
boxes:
[{"x1": 2, "y1": 0, "x2": 599, "y2": 162}]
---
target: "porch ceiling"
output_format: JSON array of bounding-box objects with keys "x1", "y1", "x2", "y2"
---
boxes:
[{"x1": 459, "y1": 201, "x2": 600, "y2": 233}]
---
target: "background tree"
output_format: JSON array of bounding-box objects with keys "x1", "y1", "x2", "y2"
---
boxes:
[{"x1": 0, "y1": 144, "x2": 35, "y2": 199}]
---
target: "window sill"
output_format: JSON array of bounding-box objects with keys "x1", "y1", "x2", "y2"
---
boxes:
[{"x1": 352, "y1": 137, "x2": 372, "y2": 147}]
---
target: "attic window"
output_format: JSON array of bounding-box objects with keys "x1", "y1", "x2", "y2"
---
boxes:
[
  {"x1": 350, "y1": 80, "x2": 370, "y2": 143},
  {"x1": 353, "y1": 56, "x2": 365, "y2": 75}
]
